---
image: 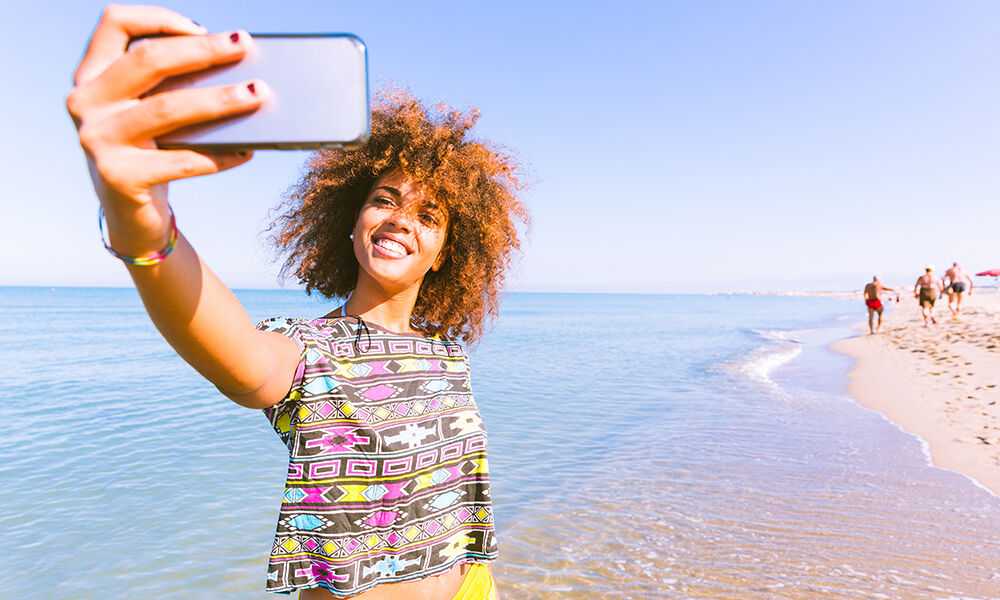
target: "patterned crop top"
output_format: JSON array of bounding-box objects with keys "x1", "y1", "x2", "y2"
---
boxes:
[{"x1": 255, "y1": 317, "x2": 498, "y2": 596}]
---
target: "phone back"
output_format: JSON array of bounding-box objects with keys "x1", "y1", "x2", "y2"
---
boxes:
[{"x1": 146, "y1": 34, "x2": 369, "y2": 150}]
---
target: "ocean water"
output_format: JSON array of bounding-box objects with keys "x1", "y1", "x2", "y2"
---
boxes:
[{"x1": 1, "y1": 287, "x2": 998, "y2": 599}]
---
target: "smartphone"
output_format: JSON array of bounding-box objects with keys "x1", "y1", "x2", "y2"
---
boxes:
[{"x1": 129, "y1": 34, "x2": 369, "y2": 151}]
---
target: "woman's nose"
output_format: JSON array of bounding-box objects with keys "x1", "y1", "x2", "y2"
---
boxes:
[{"x1": 386, "y1": 206, "x2": 418, "y2": 231}]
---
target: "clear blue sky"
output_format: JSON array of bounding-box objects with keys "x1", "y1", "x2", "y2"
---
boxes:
[{"x1": 4, "y1": 0, "x2": 1000, "y2": 293}]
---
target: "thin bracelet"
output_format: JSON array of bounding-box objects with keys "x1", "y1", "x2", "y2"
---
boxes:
[{"x1": 98, "y1": 205, "x2": 178, "y2": 266}]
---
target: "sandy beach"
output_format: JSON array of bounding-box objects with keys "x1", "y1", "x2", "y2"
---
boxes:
[{"x1": 831, "y1": 289, "x2": 1000, "y2": 496}]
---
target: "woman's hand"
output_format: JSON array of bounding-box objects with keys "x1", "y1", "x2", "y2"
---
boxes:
[{"x1": 66, "y1": 4, "x2": 268, "y2": 254}]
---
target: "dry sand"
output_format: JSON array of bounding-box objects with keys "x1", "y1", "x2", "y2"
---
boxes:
[{"x1": 831, "y1": 289, "x2": 1000, "y2": 496}]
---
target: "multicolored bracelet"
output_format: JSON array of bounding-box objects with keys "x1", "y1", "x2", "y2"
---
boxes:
[{"x1": 98, "y1": 205, "x2": 179, "y2": 266}]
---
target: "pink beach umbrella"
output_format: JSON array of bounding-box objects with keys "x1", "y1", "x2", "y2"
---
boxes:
[{"x1": 975, "y1": 269, "x2": 1000, "y2": 288}]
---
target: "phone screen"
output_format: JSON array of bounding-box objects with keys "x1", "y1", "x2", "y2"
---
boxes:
[{"x1": 133, "y1": 34, "x2": 370, "y2": 150}]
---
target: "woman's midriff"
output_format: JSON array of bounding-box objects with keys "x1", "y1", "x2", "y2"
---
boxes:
[{"x1": 299, "y1": 562, "x2": 471, "y2": 600}]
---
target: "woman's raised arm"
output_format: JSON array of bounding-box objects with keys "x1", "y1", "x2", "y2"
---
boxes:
[{"x1": 66, "y1": 5, "x2": 300, "y2": 408}]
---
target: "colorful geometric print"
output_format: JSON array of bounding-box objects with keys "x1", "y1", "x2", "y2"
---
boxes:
[{"x1": 255, "y1": 317, "x2": 498, "y2": 596}]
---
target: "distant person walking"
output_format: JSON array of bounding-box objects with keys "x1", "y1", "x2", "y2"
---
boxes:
[
  {"x1": 942, "y1": 262, "x2": 974, "y2": 317},
  {"x1": 863, "y1": 275, "x2": 897, "y2": 334},
  {"x1": 914, "y1": 265, "x2": 942, "y2": 326}
]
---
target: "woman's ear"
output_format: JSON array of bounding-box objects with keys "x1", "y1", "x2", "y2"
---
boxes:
[{"x1": 431, "y1": 246, "x2": 449, "y2": 272}]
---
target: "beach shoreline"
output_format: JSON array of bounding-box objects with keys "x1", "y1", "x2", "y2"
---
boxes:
[{"x1": 830, "y1": 291, "x2": 1000, "y2": 496}]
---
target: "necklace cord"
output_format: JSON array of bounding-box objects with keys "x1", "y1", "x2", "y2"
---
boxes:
[{"x1": 350, "y1": 314, "x2": 372, "y2": 354}]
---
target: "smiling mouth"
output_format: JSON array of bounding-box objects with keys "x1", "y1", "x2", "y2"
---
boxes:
[{"x1": 373, "y1": 237, "x2": 409, "y2": 257}]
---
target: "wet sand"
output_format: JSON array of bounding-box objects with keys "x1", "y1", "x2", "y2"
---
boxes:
[{"x1": 831, "y1": 289, "x2": 1000, "y2": 496}]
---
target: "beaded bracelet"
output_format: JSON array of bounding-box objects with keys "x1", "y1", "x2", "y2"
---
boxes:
[{"x1": 98, "y1": 205, "x2": 178, "y2": 266}]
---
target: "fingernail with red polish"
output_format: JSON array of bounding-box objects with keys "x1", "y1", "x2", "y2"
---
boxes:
[
  {"x1": 230, "y1": 32, "x2": 240, "y2": 43},
  {"x1": 247, "y1": 82, "x2": 256, "y2": 94}
]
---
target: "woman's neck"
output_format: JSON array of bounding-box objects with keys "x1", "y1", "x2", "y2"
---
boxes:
[{"x1": 341, "y1": 277, "x2": 421, "y2": 334}]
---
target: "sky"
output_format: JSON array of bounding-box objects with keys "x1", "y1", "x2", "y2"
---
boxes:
[{"x1": 4, "y1": 0, "x2": 1000, "y2": 293}]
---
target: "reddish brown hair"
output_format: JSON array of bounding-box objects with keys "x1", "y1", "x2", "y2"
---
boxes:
[{"x1": 270, "y1": 89, "x2": 529, "y2": 343}]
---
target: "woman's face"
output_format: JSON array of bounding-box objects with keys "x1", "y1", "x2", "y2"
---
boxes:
[{"x1": 351, "y1": 170, "x2": 449, "y2": 294}]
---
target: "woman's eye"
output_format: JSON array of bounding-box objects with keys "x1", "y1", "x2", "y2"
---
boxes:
[
  {"x1": 372, "y1": 196, "x2": 394, "y2": 207},
  {"x1": 420, "y1": 213, "x2": 439, "y2": 226}
]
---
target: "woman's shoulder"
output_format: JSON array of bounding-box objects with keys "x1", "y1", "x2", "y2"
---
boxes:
[
  {"x1": 363, "y1": 321, "x2": 467, "y2": 353},
  {"x1": 255, "y1": 316, "x2": 357, "y2": 341}
]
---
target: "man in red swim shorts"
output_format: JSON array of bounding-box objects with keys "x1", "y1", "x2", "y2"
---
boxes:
[{"x1": 864, "y1": 275, "x2": 897, "y2": 334}]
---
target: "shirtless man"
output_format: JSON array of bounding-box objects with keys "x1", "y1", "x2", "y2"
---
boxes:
[
  {"x1": 942, "y1": 262, "x2": 974, "y2": 317},
  {"x1": 863, "y1": 275, "x2": 897, "y2": 334},
  {"x1": 914, "y1": 265, "x2": 942, "y2": 326}
]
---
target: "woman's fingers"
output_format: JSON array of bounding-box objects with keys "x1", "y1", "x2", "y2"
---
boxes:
[
  {"x1": 107, "y1": 79, "x2": 269, "y2": 143},
  {"x1": 74, "y1": 4, "x2": 205, "y2": 87},
  {"x1": 69, "y1": 6, "x2": 262, "y2": 203},
  {"x1": 95, "y1": 147, "x2": 254, "y2": 190},
  {"x1": 145, "y1": 148, "x2": 254, "y2": 184},
  {"x1": 87, "y1": 31, "x2": 251, "y2": 105}
]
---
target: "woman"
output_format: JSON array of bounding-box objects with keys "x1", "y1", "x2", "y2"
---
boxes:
[{"x1": 67, "y1": 6, "x2": 527, "y2": 599}]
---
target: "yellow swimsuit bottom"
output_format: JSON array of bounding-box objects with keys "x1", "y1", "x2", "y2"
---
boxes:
[{"x1": 451, "y1": 564, "x2": 497, "y2": 600}]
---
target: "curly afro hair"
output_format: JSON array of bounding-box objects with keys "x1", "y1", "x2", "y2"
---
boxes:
[{"x1": 270, "y1": 88, "x2": 529, "y2": 343}]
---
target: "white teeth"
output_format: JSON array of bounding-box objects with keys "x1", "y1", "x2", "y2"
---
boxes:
[{"x1": 374, "y1": 237, "x2": 407, "y2": 256}]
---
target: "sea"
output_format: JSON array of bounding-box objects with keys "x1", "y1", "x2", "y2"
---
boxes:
[{"x1": 1, "y1": 287, "x2": 999, "y2": 599}]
